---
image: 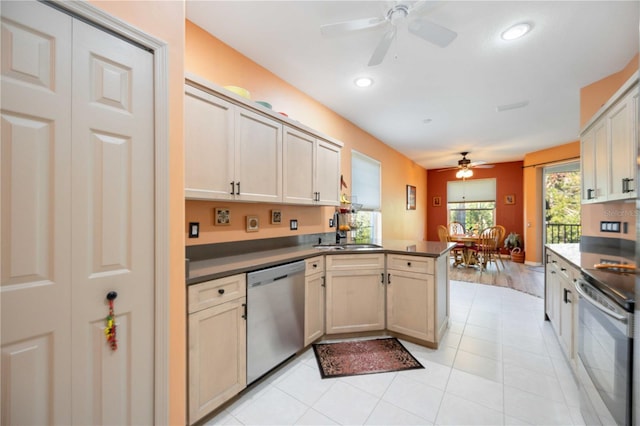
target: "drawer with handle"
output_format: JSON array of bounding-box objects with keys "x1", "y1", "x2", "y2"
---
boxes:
[
  {"x1": 387, "y1": 254, "x2": 434, "y2": 274},
  {"x1": 188, "y1": 273, "x2": 246, "y2": 314}
]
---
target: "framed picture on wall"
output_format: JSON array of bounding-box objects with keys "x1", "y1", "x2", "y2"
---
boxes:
[
  {"x1": 270, "y1": 209, "x2": 282, "y2": 224},
  {"x1": 433, "y1": 196, "x2": 441, "y2": 207},
  {"x1": 406, "y1": 185, "x2": 416, "y2": 210},
  {"x1": 214, "y1": 208, "x2": 230, "y2": 225},
  {"x1": 505, "y1": 194, "x2": 515, "y2": 205}
]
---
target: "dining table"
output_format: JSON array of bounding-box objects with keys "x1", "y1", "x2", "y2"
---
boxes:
[{"x1": 450, "y1": 234, "x2": 480, "y2": 267}]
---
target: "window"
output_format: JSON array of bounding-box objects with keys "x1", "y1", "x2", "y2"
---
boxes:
[
  {"x1": 351, "y1": 150, "x2": 382, "y2": 242},
  {"x1": 448, "y1": 201, "x2": 496, "y2": 234},
  {"x1": 447, "y1": 179, "x2": 496, "y2": 234}
]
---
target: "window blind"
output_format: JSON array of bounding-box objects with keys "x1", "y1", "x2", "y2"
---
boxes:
[
  {"x1": 447, "y1": 178, "x2": 496, "y2": 203},
  {"x1": 351, "y1": 150, "x2": 381, "y2": 210}
]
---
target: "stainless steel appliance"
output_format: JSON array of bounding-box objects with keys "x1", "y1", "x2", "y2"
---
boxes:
[
  {"x1": 246, "y1": 261, "x2": 305, "y2": 384},
  {"x1": 575, "y1": 265, "x2": 634, "y2": 425}
]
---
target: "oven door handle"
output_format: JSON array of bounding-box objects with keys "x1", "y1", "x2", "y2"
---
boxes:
[{"x1": 574, "y1": 279, "x2": 627, "y2": 323}]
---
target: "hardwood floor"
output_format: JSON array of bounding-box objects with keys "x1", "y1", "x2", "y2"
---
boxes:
[{"x1": 448, "y1": 256, "x2": 545, "y2": 298}]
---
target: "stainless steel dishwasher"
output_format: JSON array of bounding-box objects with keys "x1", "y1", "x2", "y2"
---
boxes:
[{"x1": 246, "y1": 260, "x2": 305, "y2": 384}]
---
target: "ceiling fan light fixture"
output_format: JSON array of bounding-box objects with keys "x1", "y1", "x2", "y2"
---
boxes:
[
  {"x1": 456, "y1": 168, "x2": 473, "y2": 179},
  {"x1": 354, "y1": 76, "x2": 374, "y2": 88},
  {"x1": 501, "y1": 22, "x2": 532, "y2": 40}
]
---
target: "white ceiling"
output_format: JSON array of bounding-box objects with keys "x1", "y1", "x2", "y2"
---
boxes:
[{"x1": 186, "y1": 1, "x2": 639, "y2": 170}]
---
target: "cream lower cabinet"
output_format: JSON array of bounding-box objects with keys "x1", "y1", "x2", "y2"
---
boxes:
[
  {"x1": 304, "y1": 256, "x2": 325, "y2": 346},
  {"x1": 545, "y1": 248, "x2": 579, "y2": 370},
  {"x1": 386, "y1": 255, "x2": 435, "y2": 341},
  {"x1": 325, "y1": 254, "x2": 385, "y2": 334},
  {"x1": 187, "y1": 274, "x2": 247, "y2": 425}
]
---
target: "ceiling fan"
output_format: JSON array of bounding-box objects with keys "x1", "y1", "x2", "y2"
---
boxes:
[
  {"x1": 320, "y1": 1, "x2": 457, "y2": 67},
  {"x1": 438, "y1": 152, "x2": 494, "y2": 178}
]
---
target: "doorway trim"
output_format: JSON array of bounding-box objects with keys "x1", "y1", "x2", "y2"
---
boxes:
[{"x1": 51, "y1": 1, "x2": 170, "y2": 423}]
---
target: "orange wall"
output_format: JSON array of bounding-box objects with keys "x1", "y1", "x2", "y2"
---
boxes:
[
  {"x1": 580, "y1": 54, "x2": 639, "y2": 128},
  {"x1": 87, "y1": 1, "x2": 186, "y2": 424},
  {"x1": 185, "y1": 21, "x2": 428, "y2": 244},
  {"x1": 426, "y1": 162, "x2": 524, "y2": 243},
  {"x1": 522, "y1": 141, "x2": 581, "y2": 264}
]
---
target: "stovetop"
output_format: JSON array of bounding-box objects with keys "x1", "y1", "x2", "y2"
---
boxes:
[{"x1": 579, "y1": 237, "x2": 635, "y2": 312}]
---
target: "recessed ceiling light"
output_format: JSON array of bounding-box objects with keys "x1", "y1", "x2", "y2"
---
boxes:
[
  {"x1": 501, "y1": 22, "x2": 532, "y2": 40},
  {"x1": 354, "y1": 77, "x2": 374, "y2": 88}
]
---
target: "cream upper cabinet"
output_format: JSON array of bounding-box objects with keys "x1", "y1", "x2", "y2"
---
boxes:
[
  {"x1": 185, "y1": 84, "x2": 283, "y2": 202},
  {"x1": 185, "y1": 76, "x2": 342, "y2": 205},
  {"x1": 283, "y1": 126, "x2": 341, "y2": 206},
  {"x1": 234, "y1": 108, "x2": 283, "y2": 202},
  {"x1": 325, "y1": 254, "x2": 385, "y2": 334},
  {"x1": 185, "y1": 85, "x2": 235, "y2": 200},
  {"x1": 580, "y1": 76, "x2": 638, "y2": 204},
  {"x1": 607, "y1": 88, "x2": 637, "y2": 201}
]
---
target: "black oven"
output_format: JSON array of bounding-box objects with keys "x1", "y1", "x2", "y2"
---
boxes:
[{"x1": 575, "y1": 270, "x2": 634, "y2": 425}]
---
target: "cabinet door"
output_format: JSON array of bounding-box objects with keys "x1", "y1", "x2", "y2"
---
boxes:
[
  {"x1": 235, "y1": 108, "x2": 282, "y2": 202},
  {"x1": 387, "y1": 269, "x2": 434, "y2": 341},
  {"x1": 325, "y1": 269, "x2": 385, "y2": 334},
  {"x1": 188, "y1": 297, "x2": 246, "y2": 424},
  {"x1": 283, "y1": 127, "x2": 315, "y2": 204},
  {"x1": 581, "y1": 126, "x2": 596, "y2": 203},
  {"x1": 559, "y1": 276, "x2": 575, "y2": 361},
  {"x1": 546, "y1": 257, "x2": 561, "y2": 333},
  {"x1": 185, "y1": 85, "x2": 235, "y2": 200},
  {"x1": 304, "y1": 272, "x2": 325, "y2": 346},
  {"x1": 315, "y1": 139, "x2": 341, "y2": 206},
  {"x1": 608, "y1": 90, "x2": 636, "y2": 200}
]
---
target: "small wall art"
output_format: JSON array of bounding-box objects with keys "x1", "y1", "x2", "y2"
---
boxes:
[
  {"x1": 406, "y1": 185, "x2": 416, "y2": 210},
  {"x1": 504, "y1": 194, "x2": 515, "y2": 205},
  {"x1": 433, "y1": 196, "x2": 442, "y2": 207},
  {"x1": 270, "y1": 209, "x2": 282, "y2": 224},
  {"x1": 246, "y1": 215, "x2": 259, "y2": 232},
  {"x1": 214, "y1": 208, "x2": 230, "y2": 225}
]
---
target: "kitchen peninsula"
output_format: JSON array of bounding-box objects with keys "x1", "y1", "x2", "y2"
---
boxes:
[{"x1": 186, "y1": 237, "x2": 453, "y2": 424}]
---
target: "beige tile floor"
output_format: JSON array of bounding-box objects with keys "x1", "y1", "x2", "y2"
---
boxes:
[{"x1": 204, "y1": 280, "x2": 584, "y2": 426}]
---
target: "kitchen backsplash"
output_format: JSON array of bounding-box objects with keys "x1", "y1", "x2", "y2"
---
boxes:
[{"x1": 581, "y1": 200, "x2": 637, "y2": 241}]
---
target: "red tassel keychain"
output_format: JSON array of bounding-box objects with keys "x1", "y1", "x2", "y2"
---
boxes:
[{"x1": 104, "y1": 291, "x2": 118, "y2": 351}]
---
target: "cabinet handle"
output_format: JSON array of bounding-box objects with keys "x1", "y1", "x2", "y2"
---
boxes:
[
  {"x1": 587, "y1": 188, "x2": 595, "y2": 200},
  {"x1": 321, "y1": 277, "x2": 326, "y2": 287},
  {"x1": 622, "y1": 178, "x2": 634, "y2": 193},
  {"x1": 560, "y1": 267, "x2": 566, "y2": 272},
  {"x1": 381, "y1": 273, "x2": 384, "y2": 284},
  {"x1": 242, "y1": 303, "x2": 247, "y2": 319},
  {"x1": 312, "y1": 263, "x2": 317, "y2": 268},
  {"x1": 387, "y1": 273, "x2": 391, "y2": 285},
  {"x1": 218, "y1": 288, "x2": 225, "y2": 295},
  {"x1": 563, "y1": 288, "x2": 572, "y2": 304},
  {"x1": 230, "y1": 181, "x2": 235, "y2": 195},
  {"x1": 551, "y1": 271, "x2": 556, "y2": 274},
  {"x1": 407, "y1": 261, "x2": 412, "y2": 267},
  {"x1": 236, "y1": 182, "x2": 240, "y2": 195}
]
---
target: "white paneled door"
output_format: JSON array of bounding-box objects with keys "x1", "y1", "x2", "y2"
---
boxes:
[{"x1": 1, "y1": 2, "x2": 155, "y2": 425}]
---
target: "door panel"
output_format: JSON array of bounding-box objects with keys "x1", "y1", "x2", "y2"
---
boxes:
[
  {"x1": 70, "y1": 18, "x2": 154, "y2": 425},
  {"x1": 1, "y1": 2, "x2": 73, "y2": 423}
]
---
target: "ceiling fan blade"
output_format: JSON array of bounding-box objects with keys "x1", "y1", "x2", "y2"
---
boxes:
[
  {"x1": 320, "y1": 17, "x2": 385, "y2": 37},
  {"x1": 474, "y1": 164, "x2": 495, "y2": 168},
  {"x1": 437, "y1": 166, "x2": 459, "y2": 172},
  {"x1": 368, "y1": 26, "x2": 396, "y2": 67},
  {"x1": 408, "y1": 18, "x2": 457, "y2": 47}
]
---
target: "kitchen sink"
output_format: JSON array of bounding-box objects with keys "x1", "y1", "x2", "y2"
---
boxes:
[{"x1": 313, "y1": 243, "x2": 382, "y2": 251}]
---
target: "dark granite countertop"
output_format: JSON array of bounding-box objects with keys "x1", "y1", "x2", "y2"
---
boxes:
[{"x1": 187, "y1": 240, "x2": 454, "y2": 285}]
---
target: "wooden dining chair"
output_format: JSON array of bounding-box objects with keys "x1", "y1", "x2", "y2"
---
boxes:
[
  {"x1": 438, "y1": 225, "x2": 464, "y2": 266},
  {"x1": 476, "y1": 226, "x2": 501, "y2": 274},
  {"x1": 494, "y1": 225, "x2": 506, "y2": 268},
  {"x1": 449, "y1": 222, "x2": 465, "y2": 236}
]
